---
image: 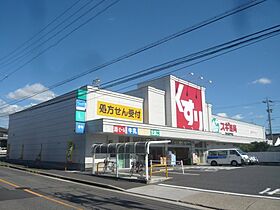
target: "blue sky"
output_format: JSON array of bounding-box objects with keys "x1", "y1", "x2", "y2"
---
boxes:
[{"x1": 0, "y1": 0, "x2": 279, "y2": 133}]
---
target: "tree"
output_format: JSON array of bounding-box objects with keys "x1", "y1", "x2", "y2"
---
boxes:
[{"x1": 238, "y1": 141, "x2": 270, "y2": 152}]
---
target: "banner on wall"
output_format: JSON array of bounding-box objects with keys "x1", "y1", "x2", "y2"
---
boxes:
[
  {"x1": 175, "y1": 81, "x2": 203, "y2": 130},
  {"x1": 75, "y1": 88, "x2": 87, "y2": 134},
  {"x1": 112, "y1": 125, "x2": 160, "y2": 137},
  {"x1": 211, "y1": 117, "x2": 238, "y2": 135},
  {"x1": 97, "y1": 101, "x2": 143, "y2": 122}
]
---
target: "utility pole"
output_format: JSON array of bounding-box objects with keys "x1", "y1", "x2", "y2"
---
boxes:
[{"x1": 263, "y1": 98, "x2": 273, "y2": 143}]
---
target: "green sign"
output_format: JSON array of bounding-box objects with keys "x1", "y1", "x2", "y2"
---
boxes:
[
  {"x1": 151, "y1": 129, "x2": 160, "y2": 136},
  {"x1": 211, "y1": 118, "x2": 220, "y2": 133},
  {"x1": 75, "y1": 110, "x2": 86, "y2": 122},
  {"x1": 77, "y1": 89, "x2": 87, "y2": 100}
]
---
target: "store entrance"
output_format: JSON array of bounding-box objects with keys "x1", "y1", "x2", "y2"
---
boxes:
[
  {"x1": 149, "y1": 144, "x2": 191, "y2": 165},
  {"x1": 168, "y1": 146, "x2": 190, "y2": 165},
  {"x1": 149, "y1": 145, "x2": 165, "y2": 161}
]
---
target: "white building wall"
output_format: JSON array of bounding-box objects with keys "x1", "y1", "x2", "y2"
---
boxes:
[
  {"x1": 211, "y1": 115, "x2": 265, "y2": 139},
  {"x1": 8, "y1": 92, "x2": 84, "y2": 164},
  {"x1": 126, "y1": 86, "x2": 166, "y2": 126},
  {"x1": 201, "y1": 87, "x2": 208, "y2": 131},
  {"x1": 148, "y1": 87, "x2": 165, "y2": 125},
  {"x1": 206, "y1": 103, "x2": 212, "y2": 132},
  {"x1": 86, "y1": 86, "x2": 143, "y2": 122},
  {"x1": 125, "y1": 87, "x2": 149, "y2": 123},
  {"x1": 138, "y1": 76, "x2": 173, "y2": 126}
]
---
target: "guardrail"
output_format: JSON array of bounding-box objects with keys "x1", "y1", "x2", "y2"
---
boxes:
[{"x1": 149, "y1": 160, "x2": 168, "y2": 178}]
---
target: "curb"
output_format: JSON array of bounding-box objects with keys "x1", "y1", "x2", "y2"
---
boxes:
[
  {"x1": 0, "y1": 162, "x2": 124, "y2": 191},
  {"x1": 0, "y1": 162, "x2": 224, "y2": 210},
  {"x1": 126, "y1": 191, "x2": 219, "y2": 210}
]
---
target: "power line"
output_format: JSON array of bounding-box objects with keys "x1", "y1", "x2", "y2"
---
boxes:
[
  {"x1": 0, "y1": 23, "x2": 280, "y2": 117},
  {"x1": 4, "y1": 15, "x2": 277, "y2": 112},
  {"x1": 0, "y1": 0, "x2": 266, "y2": 82},
  {"x1": 0, "y1": 0, "x2": 82, "y2": 65},
  {"x1": 99, "y1": 26, "x2": 280, "y2": 90},
  {"x1": 1, "y1": 23, "x2": 280, "y2": 112},
  {"x1": 214, "y1": 102, "x2": 262, "y2": 110},
  {"x1": 0, "y1": 0, "x2": 108, "y2": 74}
]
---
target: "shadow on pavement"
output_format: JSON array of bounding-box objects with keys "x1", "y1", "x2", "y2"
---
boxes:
[{"x1": 53, "y1": 191, "x2": 154, "y2": 210}]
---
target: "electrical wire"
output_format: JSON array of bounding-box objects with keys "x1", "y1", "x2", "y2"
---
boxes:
[
  {"x1": 0, "y1": 0, "x2": 82, "y2": 64},
  {"x1": 0, "y1": 0, "x2": 104, "y2": 69},
  {"x1": 2, "y1": 21, "x2": 279, "y2": 116},
  {"x1": 1, "y1": 24, "x2": 280, "y2": 119},
  {"x1": 0, "y1": 0, "x2": 265, "y2": 82},
  {"x1": 0, "y1": 0, "x2": 119, "y2": 81}
]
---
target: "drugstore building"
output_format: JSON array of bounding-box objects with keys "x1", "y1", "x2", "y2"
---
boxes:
[{"x1": 7, "y1": 75, "x2": 266, "y2": 169}]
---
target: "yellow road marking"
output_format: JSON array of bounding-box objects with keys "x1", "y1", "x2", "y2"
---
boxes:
[
  {"x1": 24, "y1": 189, "x2": 82, "y2": 210},
  {"x1": 0, "y1": 177, "x2": 82, "y2": 210},
  {"x1": 0, "y1": 178, "x2": 20, "y2": 188}
]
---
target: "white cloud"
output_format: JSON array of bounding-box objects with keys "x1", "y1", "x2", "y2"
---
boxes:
[
  {"x1": 7, "y1": 83, "x2": 56, "y2": 102},
  {"x1": 0, "y1": 99, "x2": 24, "y2": 116},
  {"x1": 232, "y1": 114, "x2": 244, "y2": 120},
  {"x1": 0, "y1": 99, "x2": 26, "y2": 128},
  {"x1": 217, "y1": 113, "x2": 228, "y2": 117},
  {"x1": 252, "y1": 77, "x2": 271, "y2": 85}
]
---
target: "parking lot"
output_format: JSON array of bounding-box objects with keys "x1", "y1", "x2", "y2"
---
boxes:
[{"x1": 164, "y1": 165, "x2": 280, "y2": 198}]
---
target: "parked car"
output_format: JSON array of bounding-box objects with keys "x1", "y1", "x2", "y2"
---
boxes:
[
  {"x1": 0, "y1": 147, "x2": 7, "y2": 156},
  {"x1": 248, "y1": 155, "x2": 259, "y2": 165},
  {"x1": 207, "y1": 148, "x2": 250, "y2": 166}
]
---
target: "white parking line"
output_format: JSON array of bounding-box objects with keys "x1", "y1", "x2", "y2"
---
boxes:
[
  {"x1": 182, "y1": 166, "x2": 242, "y2": 171},
  {"x1": 259, "y1": 188, "x2": 280, "y2": 195},
  {"x1": 169, "y1": 172, "x2": 200, "y2": 176},
  {"x1": 158, "y1": 183, "x2": 280, "y2": 200}
]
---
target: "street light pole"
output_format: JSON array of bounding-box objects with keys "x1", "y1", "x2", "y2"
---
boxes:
[{"x1": 263, "y1": 98, "x2": 273, "y2": 142}]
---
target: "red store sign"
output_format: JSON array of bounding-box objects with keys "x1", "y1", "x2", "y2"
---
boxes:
[
  {"x1": 113, "y1": 125, "x2": 126, "y2": 134},
  {"x1": 220, "y1": 122, "x2": 237, "y2": 133},
  {"x1": 175, "y1": 81, "x2": 203, "y2": 130}
]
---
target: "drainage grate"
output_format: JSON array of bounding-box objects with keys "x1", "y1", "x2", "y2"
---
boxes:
[{"x1": 15, "y1": 187, "x2": 30, "y2": 190}]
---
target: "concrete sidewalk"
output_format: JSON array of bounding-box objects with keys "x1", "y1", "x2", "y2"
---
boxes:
[
  {"x1": 0, "y1": 161, "x2": 144, "y2": 190},
  {"x1": 1, "y1": 161, "x2": 280, "y2": 210},
  {"x1": 127, "y1": 185, "x2": 280, "y2": 210}
]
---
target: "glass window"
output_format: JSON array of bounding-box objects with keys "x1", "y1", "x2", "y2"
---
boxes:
[
  {"x1": 237, "y1": 149, "x2": 245, "y2": 155},
  {"x1": 208, "y1": 151, "x2": 217, "y2": 156},
  {"x1": 230, "y1": 150, "x2": 237, "y2": 155},
  {"x1": 218, "y1": 150, "x2": 227, "y2": 156}
]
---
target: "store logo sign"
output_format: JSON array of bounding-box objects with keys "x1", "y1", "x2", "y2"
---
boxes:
[
  {"x1": 75, "y1": 122, "x2": 85, "y2": 134},
  {"x1": 76, "y1": 110, "x2": 86, "y2": 122},
  {"x1": 175, "y1": 82, "x2": 203, "y2": 130},
  {"x1": 77, "y1": 89, "x2": 87, "y2": 100},
  {"x1": 138, "y1": 128, "x2": 150, "y2": 136},
  {"x1": 97, "y1": 101, "x2": 142, "y2": 122},
  {"x1": 212, "y1": 118, "x2": 220, "y2": 133},
  {"x1": 220, "y1": 122, "x2": 237, "y2": 133},
  {"x1": 151, "y1": 129, "x2": 160, "y2": 136},
  {"x1": 127, "y1": 126, "x2": 138, "y2": 135},
  {"x1": 113, "y1": 125, "x2": 126, "y2": 134},
  {"x1": 76, "y1": 99, "x2": 86, "y2": 111}
]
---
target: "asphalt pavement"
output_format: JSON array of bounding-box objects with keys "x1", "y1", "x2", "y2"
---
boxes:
[
  {"x1": 1, "y1": 162, "x2": 280, "y2": 210},
  {"x1": 165, "y1": 165, "x2": 280, "y2": 196},
  {"x1": 0, "y1": 166, "x2": 197, "y2": 210}
]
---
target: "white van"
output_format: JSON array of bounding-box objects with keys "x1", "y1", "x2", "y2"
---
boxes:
[
  {"x1": 206, "y1": 148, "x2": 250, "y2": 166},
  {"x1": 0, "y1": 147, "x2": 7, "y2": 156}
]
